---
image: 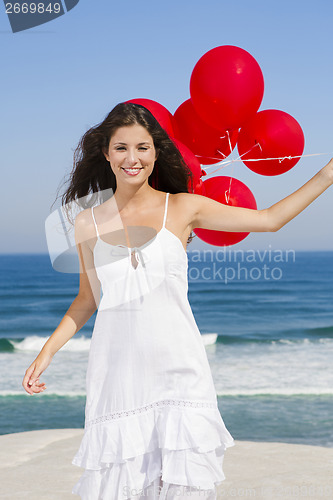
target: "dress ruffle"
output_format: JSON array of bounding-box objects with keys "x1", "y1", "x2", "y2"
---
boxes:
[{"x1": 72, "y1": 404, "x2": 234, "y2": 499}]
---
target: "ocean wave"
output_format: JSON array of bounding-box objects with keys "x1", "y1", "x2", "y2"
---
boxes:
[
  {"x1": 1, "y1": 332, "x2": 333, "y2": 353},
  {"x1": 3, "y1": 335, "x2": 91, "y2": 352},
  {"x1": 0, "y1": 390, "x2": 86, "y2": 397},
  {"x1": 217, "y1": 388, "x2": 333, "y2": 396},
  {"x1": 216, "y1": 335, "x2": 333, "y2": 345},
  {"x1": 1, "y1": 333, "x2": 218, "y2": 352},
  {"x1": 201, "y1": 333, "x2": 217, "y2": 346}
]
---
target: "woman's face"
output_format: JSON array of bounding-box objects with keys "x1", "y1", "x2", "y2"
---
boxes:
[{"x1": 104, "y1": 124, "x2": 158, "y2": 183}]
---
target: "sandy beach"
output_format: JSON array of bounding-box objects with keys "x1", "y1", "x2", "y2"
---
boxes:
[{"x1": 0, "y1": 429, "x2": 332, "y2": 499}]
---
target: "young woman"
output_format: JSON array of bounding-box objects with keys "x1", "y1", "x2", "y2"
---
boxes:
[{"x1": 22, "y1": 102, "x2": 333, "y2": 499}]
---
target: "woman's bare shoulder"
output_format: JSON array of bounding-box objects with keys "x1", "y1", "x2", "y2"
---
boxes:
[
  {"x1": 170, "y1": 192, "x2": 205, "y2": 211},
  {"x1": 170, "y1": 192, "x2": 205, "y2": 229},
  {"x1": 75, "y1": 208, "x2": 93, "y2": 226},
  {"x1": 74, "y1": 208, "x2": 95, "y2": 240}
]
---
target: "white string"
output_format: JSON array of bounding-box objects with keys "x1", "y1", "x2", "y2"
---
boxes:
[
  {"x1": 215, "y1": 149, "x2": 227, "y2": 159},
  {"x1": 226, "y1": 142, "x2": 262, "y2": 166},
  {"x1": 196, "y1": 154, "x2": 228, "y2": 161},
  {"x1": 218, "y1": 130, "x2": 242, "y2": 202},
  {"x1": 194, "y1": 130, "x2": 234, "y2": 163},
  {"x1": 224, "y1": 130, "x2": 237, "y2": 204},
  {"x1": 236, "y1": 152, "x2": 325, "y2": 162},
  {"x1": 220, "y1": 138, "x2": 259, "y2": 203},
  {"x1": 194, "y1": 133, "x2": 331, "y2": 207},
  {"x1": 199, "y1": 151, "x2": 333, "y2": 176},
  {"x1": 215, "y1": 132, "x2": 228, "y2": 160},
  {"x1": 199, "y1": 142, "x2": 262, "y2": 176},
  {"x1": 225, "y1": 152, "x2": 236, "y2": 204},
  {"x1": 226, "y1": 129, "x2": 233, "y2": 157},
  {"x1": 196, "y1": 147, "x2": 332, "y2": 207}
]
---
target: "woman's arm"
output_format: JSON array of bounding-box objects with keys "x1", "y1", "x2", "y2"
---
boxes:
[
  {"x1": 22, "y1": 211, "x2": 101, "y2": 395},
  {"x1": 22, "y1": 294, "x2": 98, "y2": 395},
  {"x1": 191, "y1": 159, "x2": 333, "y2": 233}
]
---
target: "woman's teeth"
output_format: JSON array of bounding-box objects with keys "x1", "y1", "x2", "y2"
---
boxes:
[{"x1": 122, "y1": 168, "x2": 142, "y2": 176}]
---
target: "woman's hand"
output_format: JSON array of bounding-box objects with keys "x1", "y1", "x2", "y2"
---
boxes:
[{"x1": 22, "y1": 350, "x2": 53, "y2": 395}]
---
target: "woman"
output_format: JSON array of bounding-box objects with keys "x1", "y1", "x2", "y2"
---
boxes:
[{"x1": 22, "y1": 102, "x2": 333, "y2": 499}]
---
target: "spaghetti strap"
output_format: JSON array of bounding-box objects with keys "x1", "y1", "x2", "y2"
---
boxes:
[
  {"x1": 162, "y1": 192, "x2": 169, "y2": 229},
  {"x1": 91, "y1": 207, "x2": 100, "y2": 239}
]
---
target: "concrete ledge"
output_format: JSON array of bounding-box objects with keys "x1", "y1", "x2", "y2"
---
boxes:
[{"x1": 0, "y1": 429, "x2": 332, "y2": 499}]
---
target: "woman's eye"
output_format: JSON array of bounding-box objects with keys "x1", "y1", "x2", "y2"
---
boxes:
[{"x1": 115, "y1": 147, "x2": 148, "y2": 151}]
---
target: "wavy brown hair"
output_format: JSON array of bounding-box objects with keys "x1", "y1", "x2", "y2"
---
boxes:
[{"x1": 52, "y1": 102, "x2": 196, "y2": 245}]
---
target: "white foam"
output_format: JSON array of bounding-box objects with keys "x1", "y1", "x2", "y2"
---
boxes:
[
  {"x1": 9, "y1": 333, "x2": 217, "y2": 351},
  {"x1": 216, "y1": 388, "x2": 333, "y2": 396},
  {"x1": 9, "y1": 335, "x2": 91, "y2": 352},
  {"x1": 3, "y1": 334, "x2": 333, "y2": 398},
  {"x1": 201, "y1": 333, "x2": 217, "y2": 346},
  {"x1": 207, "y1": 337, "x2": 333, "y2": 396},
  {"x1": 0, "y1": 390, "x2": 86, "y2": 397}
]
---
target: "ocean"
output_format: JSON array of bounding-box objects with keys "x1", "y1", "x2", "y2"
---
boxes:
[{"x1": 0, "y1": 249, "x2": 332, "y2": 447}]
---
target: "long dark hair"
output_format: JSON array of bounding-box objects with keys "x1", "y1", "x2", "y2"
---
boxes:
[{"x1": 52, "y1": 102, "x2": 195, "y2": 245}]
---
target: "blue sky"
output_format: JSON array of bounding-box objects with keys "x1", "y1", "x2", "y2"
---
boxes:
[{"x1": 1, "y1": 0, "x2": 332, "y2": 254}]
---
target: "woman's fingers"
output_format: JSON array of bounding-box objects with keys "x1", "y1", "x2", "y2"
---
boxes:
[
  {"x1": 28, "y1": 368, "x2": 42, "y2": 387},
  {"x1": 22, "y1": 363, "x2": 43, "y2": 394},
  {"x1": 22, "y1": 352, "x2": 53, "y2": 395},
  {"x1": 27, "y1": 378, "x2": 47, "y2": 394},
  {"x1": 32, "y1": 382, "x2": 46, "y2": 393},
  {"x1": 22, "y1": 364, "x2": 36, "y2": 394},
  {"x1": 35, "y1": 380, "x2": 46, "y2": 391}
]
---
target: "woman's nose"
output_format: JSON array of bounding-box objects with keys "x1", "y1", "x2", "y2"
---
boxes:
[{"x1": 126, "y1": 150, "x2": 139, "y2": 165}]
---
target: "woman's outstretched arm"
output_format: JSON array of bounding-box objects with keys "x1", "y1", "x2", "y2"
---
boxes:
[
  {"x1": 190, "y1": 159, "x2": 333, "y2": 233},
  {"x1": 22, "y1": 211, "x2": 100, "y2": 395}
]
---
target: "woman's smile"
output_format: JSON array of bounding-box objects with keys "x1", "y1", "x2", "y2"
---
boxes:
[{"x1": 121, "y1": 167, "x2": 143, "y2": 176}]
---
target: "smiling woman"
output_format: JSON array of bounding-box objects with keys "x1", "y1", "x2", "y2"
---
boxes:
[{"x1": 22, "y1": 102, "x2": 333, "y2": 500}]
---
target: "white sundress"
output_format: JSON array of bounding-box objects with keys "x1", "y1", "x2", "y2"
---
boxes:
[{"x1": 71, "y1": 192, "x2": 235, "y2": 499}]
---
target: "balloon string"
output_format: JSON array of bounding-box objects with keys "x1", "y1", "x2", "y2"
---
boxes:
[
  {"x1": 200, "y1": 151, "x2": 333, "y2": 176},
  {"x1": 195, "y1": 154, "x2": 228, "y2": 161},
  {"x1": 225, "y1": 163, "x2": 235, "y2": 204},
  {"x1": 215, "y1": 150, "x2": 227, "y2": 159},
  {"x1": 234, "y1": 152, "x2": 327, "y2": 162},
  {"x1": 205, "y1": 158, "x2": 232, "y2": 176},
  {"x1": 226, "y1": 130, "x2": 233, "y2": 157},
  {"x1": 223, "y1": 130, "x2": 237, "y2": 203},
  {"x1": 230, "y1": 142, "x2": 261, "y2": 163},
  {"x1": 200, "y1": 142, "x2": 261, "y2": 176}
]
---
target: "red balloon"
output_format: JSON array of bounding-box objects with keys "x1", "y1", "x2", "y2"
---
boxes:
[
  {"x1": 126, "y1": 98, "x2": 176, "y2": 137},
  {"x1": 171, "y1": 138, "x2": 203, "y2": 193},
  {"x1": 193, "y1": 178, "x2": 206, "y2": 196},
  {"x1": 237, "y1": 109, "x2": 305, "y2": 176},
  {"x1": 174, "y1": 99, "x2": 238, "y2": 165},
  {"x1": 190, "y1": 45, "x2": 264, "y2": 131},
  {"x1": 194, "y1": 176, "x2": 257, "y2": 246}
]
